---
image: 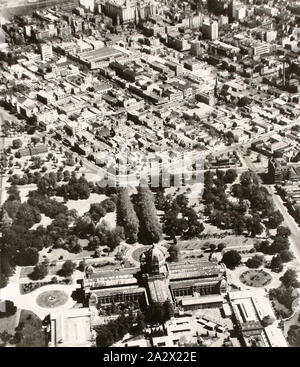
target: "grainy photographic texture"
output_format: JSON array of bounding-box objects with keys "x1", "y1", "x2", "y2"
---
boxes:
[{"x1": 0, "y1": 0, "x2": 299, "y2": 349}]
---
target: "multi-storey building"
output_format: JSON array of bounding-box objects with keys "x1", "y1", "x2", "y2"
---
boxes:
[{"x1": 83, "y1": 245, "x2": 227, "y2": 311}]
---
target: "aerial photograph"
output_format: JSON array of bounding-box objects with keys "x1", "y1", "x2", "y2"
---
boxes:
[{"x1": 0, "y1": 0, "x2": 299, "y2": 351}]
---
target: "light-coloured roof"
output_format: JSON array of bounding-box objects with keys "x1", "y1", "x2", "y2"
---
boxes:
[{"x1": 181, "y1": 295, "x2": 223, "y2": 306}]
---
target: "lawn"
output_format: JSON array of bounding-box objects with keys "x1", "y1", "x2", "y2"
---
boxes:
[
  {"x1": 16, "y1": 310, "x2": 46, "y2": 347},
  {"x1": 36, "y1": 290, "x2": 68, "y2": 309},
  {"x1": 31, "y1": 213, "x2": 53, "y2": 230},
  {"x1": 177, "y1": 235, "x2": 256, "y2": 251},
  {"x1": 0, "y1": 313, "x2": 18, "y2": 337},
  {"x1": 65, "y1": 193, "x2": 108, "y2": 216}
]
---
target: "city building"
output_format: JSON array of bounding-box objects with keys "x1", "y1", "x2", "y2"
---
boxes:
[
  {"x1": 40, "y1": 44, "x2": 53, "y2": 61},
  {"x1": 48, "y1": 308, "x2": 93, "y2": 347},
  {"x1": 202, "y1": 20, "x2": 218, "y2": 41},
  {"x1": 229, "y1": 291, "x2": 288, "y2": 347},
  {"x1": 83, "y1": 245, "x2": 227, "y2": 311},
  {"x1": 251, "y1": 42, "x2": 270, "y2": 57}
]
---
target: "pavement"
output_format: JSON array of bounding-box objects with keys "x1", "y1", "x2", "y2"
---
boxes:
[
  {"x1": 267, "y1": 186, "x2": 300, "y2": 265},
  {"x1": 4, "y1": 281, "x2": 79, "y2": 320},
  {"x1": 0, "y1": 136, "x2": 5, "y2": 205}
]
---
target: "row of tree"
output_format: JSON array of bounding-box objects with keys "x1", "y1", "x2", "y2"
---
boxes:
[
  {"x1": 133, "y1": 186, "x2": 163, "y2": 245},
  {"x1": 116, "y1": 188, "x2": 139, "y2": 243}
]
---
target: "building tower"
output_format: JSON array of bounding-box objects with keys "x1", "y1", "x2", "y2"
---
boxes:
[
  {"x1": 209, "y1": 20, "x2": 218, "y2": 41},
  {"x1": 228, "y1": 0, "x2": 236, "y2": 23},
  {"x1": 140, "y1": 245, "x2": 171, "y2": 304},
  {"x1": 214, "y1": 74, "x2": 219, "y2": 98},
  {"x1": 283, "y1": 60, "x2": 286, "y2": 87}
]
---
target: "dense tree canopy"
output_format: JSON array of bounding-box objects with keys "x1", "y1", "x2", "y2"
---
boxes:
[
  {"x1": 222, "y1": 250, "x2": 241, "y2": 269},
  {"x1": 134, "y1": 186, "x2": 162, "y2": 245},
  {"x1": 246, "y1": 254, "x2": 265, "y2": 269},
  {"x1": 61, "y1": 260, "x2": 76, "y2": 277},
  {"x1": 29, "y1": 262, "x2": 48, "y2": 280},
  {"x1": 116, "y1": 188, "x2": 139, "y2": 244},
  {"x1": 280, "y1": 269, "x2": 300, "y2": 288}
]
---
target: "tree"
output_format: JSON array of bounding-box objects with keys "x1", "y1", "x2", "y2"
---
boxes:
[
  {"x1": 63, "y1": 170, "x2": 71, "y2": 182},
  {"x1": 29, "y1": 263, "x2": 48, "y2": 280},
  {"x1": 0, "y1": 210, "x2": 13, "y2": 231},
  {"x1": 106, "y1": 227, "x2": 125, "y2": 252},
  {"x1": 280, "y1": 250, "x2": 294, "y2": 263},
  {"x1": 245, "y1": 215, "x2": 263, "y2": 237},
  {"x1": 222, "y1": 250, "x2": 241, "y2": 269},
  {"x1": 246, "y1": 254, "x2": 265, "y2": 269},
  {"x1": 0, "y1": 274, "x2": 8, "y2": 289},
  {"x1": 268, "y1": 210, "x2": 284, "y2": 229},
  {"x1": 224, "y1": 169, "x2": 237, "y2": 184},
  {"x1": 12, "y1": 139, "x2": 22, "y2": 149},
  {"x1": 175, "y1": 194, "x2": 189, "y2": 209},
  {"x1": 7, "y1": 185, "x2": 21, "y2": 201},
  {"x1": 240, "y1": 170, "x2": 258, "y2": 187},
  {"x1": 217, "y1": 243, "x2": 226, "y2": 252},
  {"x1": 75, "y1": 214, "x2": 94, "y2": 238},
  {"x1": 37, "y1": 174, "x2": 57, "y2": 195},
  {"x1": 31, "y1": 136, "x2": 40, "y2": 145},
  {"x1": 233, "y1": 216, "x2": 246, "y2": 235},
  {"x1": 116, "y1": 188, "x2": 139, "y2": 244},
  {"x1": 210, "y1": 244, "x2": 217, "y2": 252},
  {"x1": 65, "y1": 157, "x2": 75, "y2": 166},
  {"x1": 61, "y1": 260, "x2": 76, "y2": 277},
  {"x1": 280, "y1": 269, "x2": 300, "y2": 288},
  {"x1": 261, "y1": 315, "x2": 275, "y2": 327},
  {"x1": 132, "y1": 312, "x2": 146, "y2": 336},
  {"x1": 78, "y1": 260, "x2": 87, "y2": 272},
  {"x1": 288, "y1": 326, "x2": 300, "y2": 347},
  {"x1": 270, "y1": 235, "x2": 290, "y2": 254},
  {"x1": 224, "y1": 131, "x2": 235, "y2": 145},
  {"x1": 270, "y1": 255, "x2": 283, "y2": 273},
  {"x1": 64, "y1": 235, "x2": 82, "y2": 254},
  {"x1": 15, "y1": 247, "x2": 39, "y2": 266},
  {"x1": 89, "y1": 203, "x2": 107, "y2": 222},
  {"x1": 146, "y1": 302, "x2": 165, "y2": 326},
  {"x1": 277, "y1": 226, "x2": 291, "y2": 238},
  {"x1": 96, "y1": 328, "x2": 114, "y2": 347},
  {"x1": 163, "y1": 300, "x2": 174, "y2": 322},
  {"x1": 134, "y1": 186, "x2": 162, "y2": 245},
  {"x1": 237, "y1": 96, "x2": 251, "y2": 108},
  {"x1": 15, "y1": 203, "x2": 41, "y2": 228},
  {"x1": 101, "y1": 199, "x2": 116, "y2": 213},
  {"x1": 0, "y1": 300, "x2": 17, "y2": 318}
]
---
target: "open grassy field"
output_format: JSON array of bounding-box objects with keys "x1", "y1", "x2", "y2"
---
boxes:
[
  {"x1": 16, "y1": 310, "x2": 46, "y2": 347},
  {"x1": 0, "y1": 313, "x2": 18, "y2": 335}
]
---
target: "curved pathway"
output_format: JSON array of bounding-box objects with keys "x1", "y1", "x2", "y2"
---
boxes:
[
  {"x1": 125, "y1": 242, "x2": 169, "y2": 267},
  {"x1": 4, "y1": 282, "x2": 78, "y2": 320}
]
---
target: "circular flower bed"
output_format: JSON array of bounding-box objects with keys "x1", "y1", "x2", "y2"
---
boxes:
[
  {"x1": 36, "y1": 290, "x2": 68, "y2": 308},
  {"x1": 239, "y1": 269, "x2": 272, "y2": 288}
]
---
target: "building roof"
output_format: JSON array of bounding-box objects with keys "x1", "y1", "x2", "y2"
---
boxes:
[{"x1": 181, "y1": 295, "x2": 224, "y2": 306}]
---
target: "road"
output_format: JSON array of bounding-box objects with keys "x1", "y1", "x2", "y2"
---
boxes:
[
  {"x1": 267, "y1": 186, "x2": 300, "y2": 264},
  {"x1": 0, "y1": 111, "x2": 5, "y2": 205}
]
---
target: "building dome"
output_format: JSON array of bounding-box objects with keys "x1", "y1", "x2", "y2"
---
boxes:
[
  {"x1": 148, "y1": 245, "x2": 164, "y2": 265},
  {"x1": 140, "y1": 245, "x2": 165, "y2": 274}
]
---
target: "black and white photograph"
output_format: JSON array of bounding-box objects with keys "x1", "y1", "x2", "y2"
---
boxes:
[{"x1": 0, "y1": 0, "x2": 299, "y2": 351}]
